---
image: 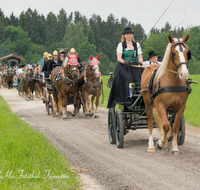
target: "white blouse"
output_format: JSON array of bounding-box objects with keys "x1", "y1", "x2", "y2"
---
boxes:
[{"x1": 116, "y1": 42, "x2": 142, "y2": 54}]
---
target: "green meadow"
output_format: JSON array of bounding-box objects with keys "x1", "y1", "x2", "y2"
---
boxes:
[
  {"x1": 100, "y1": 75, "x2": 200, "y2": 128},
  {"x1": 0, "y1": 96, "x2": 81, "y2": 189}
]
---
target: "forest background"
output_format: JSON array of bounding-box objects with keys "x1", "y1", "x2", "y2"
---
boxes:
[{"x1": 0, "y1": 8, "x2": 200, "y2": 75}]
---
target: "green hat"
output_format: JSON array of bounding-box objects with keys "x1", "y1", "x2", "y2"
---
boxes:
[
  {"x1": 148, "y1": 51, "x2": 158, "y2": 58},
  {"x1": 123, "y1": 27, "x2": 134, "y2": 34}
]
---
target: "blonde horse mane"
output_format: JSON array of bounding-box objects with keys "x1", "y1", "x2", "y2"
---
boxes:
[
  {"x1": 62, "y1": 57, "x2": 69, "y2": 68},
  {"x1": 155, "y1": 42, "x2": 172, "y2": 80}
]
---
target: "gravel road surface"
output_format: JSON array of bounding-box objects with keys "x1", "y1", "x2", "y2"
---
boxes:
[{"x1": 0, "y1": 88, "x2": 200, "y2": 190}]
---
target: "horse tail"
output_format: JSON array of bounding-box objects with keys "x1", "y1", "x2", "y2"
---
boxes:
[
  {"x1": 153, "y1": 108, "x2": 173, "y2": 138},
  {"x1": 153, "y1": 108, "x2": 163, "y2": 138}
]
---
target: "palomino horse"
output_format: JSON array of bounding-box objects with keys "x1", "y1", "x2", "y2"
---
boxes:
[
  {"x1": 51, "y1": 53, "x2": 80, "y2": 119},
  {"x1": 34, "y1": 67, "x2": 45, "y2": 99},
  {"x1": 81, "y1": 55, "x2": 102, "y2": 118},
  {"x1": 141, "y1": 34, "x2": 191, "y2": 154}
]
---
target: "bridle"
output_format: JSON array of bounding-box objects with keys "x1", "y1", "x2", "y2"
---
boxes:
[{"x1": 170, "y1": 40, "x2": 191, "y2": 72}]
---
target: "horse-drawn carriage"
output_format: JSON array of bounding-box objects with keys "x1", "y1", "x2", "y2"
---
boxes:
[
  {"x1": 107, "y1": 81, "x2": 186, "y2": 148},
  {"x1": 107, "y1": 35, "x2": 198, "y2": 154},
  {"x1": 43, "y1": 54, "x2": 102, "y2": 118}
]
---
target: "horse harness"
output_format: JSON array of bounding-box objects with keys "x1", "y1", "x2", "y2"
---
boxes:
[
  {"x1": 84, "y1": 65, "x2": 102, "y2": 91},
  {"x1": 52, "y1": 68, "x2": 79, "y2": 86},
  {"x1": 148, "y1": 69, "x2": 191, "y2": 101}
]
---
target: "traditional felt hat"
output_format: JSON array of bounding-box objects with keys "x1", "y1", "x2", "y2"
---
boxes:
[
  {"x1": 70, "y1": 48, "x2": 76, "y2": 53},
  {"x1": 53, "y1": 50, "x2": 58, "y2": 55},
  {"x1": 48, "y1": 53, "x2": 52, "y2": 59},
  {"x1": 59, "y1": 49, "x2": 65, "y2": 53},
  {"x1": 43, "y1": 52, "x2": 48, "y2": 58},
  {"x1": 148, "y1": 51, "x2": 158, "y2": 58},
  {"x1": 123, "y1": 27, "x2": 134, "y2": 34}
]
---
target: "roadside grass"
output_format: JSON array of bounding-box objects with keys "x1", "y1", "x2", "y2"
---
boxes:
[
  {"x1": 100, "y1": 75, "x2": 200, "y2": 128},
  {"x1": 0, "y1": 96, "x2": 81, "y2": 189},
  {"x1": 184, "y1": 75, "x2": 200, "y2": 127}
]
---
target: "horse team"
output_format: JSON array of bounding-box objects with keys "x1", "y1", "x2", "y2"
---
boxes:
[
  {"x1": 51, "y1": 54, "x2": 102, "y2": 119},
  {"x1": 10, "y1": 53, "x2": 102, "y2": 119}
]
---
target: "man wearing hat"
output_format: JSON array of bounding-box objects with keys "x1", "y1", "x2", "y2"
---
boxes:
[
  {"x1": 142, "y1": 51, "x2": 162, "y2": 67},
  {"x1": 42, "y1": 52, "x2": 49, "y2": 75},
  {"x1": 47, "y1": 50, "x2": 62, "y2": 79},
  {"x1": 69, "y1": 48, "x2": 84, "y2": 73},
  {"x1": 59, "y1": 49, "x2": 66, "y2": 63}
]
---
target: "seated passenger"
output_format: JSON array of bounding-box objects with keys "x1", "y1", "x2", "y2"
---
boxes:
[
  {"x1": 107, "y1": 27, "x2": 144, "y2": 108},
  {"x1": 68, "y1": 48, "x2": 84, "y2": 73},
  {"x1": 59, "y1": 49, "x2": 66, "y2": 63},
  {"x1": 47, "y1": 50, "x2": 62, "y2": 79},
  {"x1": 143, "y1": 51, "x2": 162, "y2": 67}
]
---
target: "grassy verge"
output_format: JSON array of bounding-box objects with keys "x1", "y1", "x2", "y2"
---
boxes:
[
  {"x1": 100, "y1": 75, "x2": 200, "y2": 128},
  {"x1": 0, "y1": 96, "x2": 81, "y2": 189},
  {"x1": 184, "y1": 75, "x2": 200, "y2": 127}
]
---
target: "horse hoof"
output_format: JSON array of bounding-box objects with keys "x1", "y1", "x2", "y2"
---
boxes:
[
  {"x1": 72, "y1": 113, "x2": 76, "y2": 117},
  {"x1": 94, "y1": 115, "x2": 99, "y2": 118},
  {"x1": 147, "y1": 147, "x2": 155, "y2": 152},
  {"x1": 172, "y1": 151, "x2": 179, "y2": 156},
  {"x1": 156, "y1": 142, "x2": 162, "y2": 149},
  {"x1": 89, "y1": 113, "x2": 94, "y2": 117},
  {"x1": 85, "y1": 114, "x2": 89, "y2": 117},
  {"x1": 26, "y1": 99, "x2": 29, "y2": 101},
  {"x1": 62, "y1": 116, "x2": 68, "y2": 120}
]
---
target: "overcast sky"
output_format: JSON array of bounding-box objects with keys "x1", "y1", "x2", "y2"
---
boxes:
[{"x1": 1, "y1": 0, "x2": 199, "y2": 34}]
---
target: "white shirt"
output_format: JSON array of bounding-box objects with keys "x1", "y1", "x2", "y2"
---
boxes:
[
  {"x1": 143, "y1": 61, "x2": 162, "y2": 67},
  {"x1": 116, "y1": 42, "x2": 142, "y2": 54}
]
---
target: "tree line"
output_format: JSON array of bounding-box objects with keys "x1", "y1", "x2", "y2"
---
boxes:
[{"x1": 0, "y1": 8, "x2": 200, "y2": 75}]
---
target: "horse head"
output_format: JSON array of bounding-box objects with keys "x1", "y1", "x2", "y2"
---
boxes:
[
  {"x1": 168, "y1": 34, "x2": 190, "y2": 79},
  {"x1": 63, "y1": 53, "x2": 79, "y2": 79},
  {"x1": 34, "y1": 67, "x2": 40, "y2": 79},
  {"x1": 26, "y1": 65, "x2": 34, "y2": 79},
  {"x1": 89, "y1": 55, "x2": 101, "y2": 78}
]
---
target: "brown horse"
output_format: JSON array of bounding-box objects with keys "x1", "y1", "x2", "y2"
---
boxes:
[
  {"x1": 51, "y1": 53, "x2": 80, "y2": 119},
  {"x1": 22, "y1": 66, "x2": 35, "y2": 100},
  {"x1": 141, "y1": 34, "x2": 191, "y2": 154},
  {"x1": 81, "y1": 55, "x2": 102, "y2": 118},
  {"x1": 5, "y1": 69, "x2": 14, "y2": 89},
  {"x1": 34, "y1": 67, "x2": 45, "y2": 99}
]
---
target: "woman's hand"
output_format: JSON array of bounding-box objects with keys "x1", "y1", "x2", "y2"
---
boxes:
[{"x1": 124, "y1": 61, "x2": 130, "y2": 65}]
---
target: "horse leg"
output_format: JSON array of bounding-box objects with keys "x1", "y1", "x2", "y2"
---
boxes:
[
  {"x1": 72, "y1": 91, "x2": 78, "y2": 116},
  {"x1": 94, "y1": 94, "x2": 100, "y2": 118},
  {"x1": 171, "y1": 104, "x2": 186, "y2": 153},
  {"x1": 81, "y1": 91, "x2": 90, "y2": 116},
  {"x1": 154, "y1": 104, "x2": 170, "y2": 149},
  {"x1": 90, "y1": 94, "x2": 95, "y2": 117},
  {"x1": 53, "y1": 88, "x2": 60, "y2": 117},
  {"x1": 62, "y1": 94, "x2": 68, "y2": 119},
  {"x1": 146, "y1": 106, "x2": 155, "y2": 152}
]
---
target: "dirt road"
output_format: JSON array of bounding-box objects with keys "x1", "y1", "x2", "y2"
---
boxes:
[{"x1": 0, "y1": 88, "x2": 200, "y2": 190}]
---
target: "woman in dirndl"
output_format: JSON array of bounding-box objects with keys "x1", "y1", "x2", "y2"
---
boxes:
[{"x1": 107, "y1": 27, "x2": 144, "y2": 108}]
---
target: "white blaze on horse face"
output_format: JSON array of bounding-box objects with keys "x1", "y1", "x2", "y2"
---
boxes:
[{"x1": 175, "y1": 46, "x2": 189, "y2": 79}]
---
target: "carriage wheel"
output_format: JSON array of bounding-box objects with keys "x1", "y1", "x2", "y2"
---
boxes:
[
  {"x1": 44, "y1": 92, "x2": 50, "y2": 115},
  {"x1": 108, "y1": 108, "x2": 116, "y2": 144},
  {"x1": 50, "y1": 94, "x2": 56, "y2": 117},
  {"x1": 115, "y1": 109, "x2": 124, "y2": 148},
  {"x1": 168, "y1": 113, "x2": 185, "y2": 145}
]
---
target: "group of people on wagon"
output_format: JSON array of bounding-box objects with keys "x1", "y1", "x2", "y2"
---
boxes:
[
  {"x1": 42, "y1": 48, "x2": 84, "y2": 85},
  {"x1": 107, "y1": 26, "x2": 162, "y2": 108}
]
